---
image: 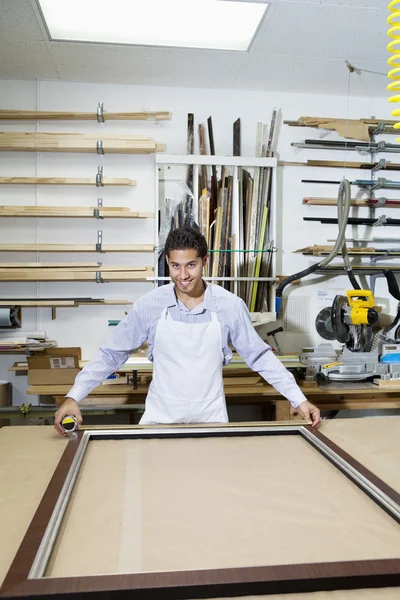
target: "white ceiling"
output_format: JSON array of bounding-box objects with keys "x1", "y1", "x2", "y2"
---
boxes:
[{"x1": 0, "y1": 0, "x2": 390, "y2": 96}]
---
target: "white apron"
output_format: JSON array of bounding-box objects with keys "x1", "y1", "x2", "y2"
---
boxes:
[{"x1": 140, "y1": 307, "x2": 228, "y2": 424}]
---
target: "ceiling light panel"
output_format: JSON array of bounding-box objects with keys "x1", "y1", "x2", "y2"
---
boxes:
[{"x1": 38, "y1": 0, "x2": 268, "y2": 51}]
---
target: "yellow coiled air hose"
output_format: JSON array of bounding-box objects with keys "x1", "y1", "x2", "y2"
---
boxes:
[{"x1": 388, "y1": 0, "x2": 400, "y2": 139}]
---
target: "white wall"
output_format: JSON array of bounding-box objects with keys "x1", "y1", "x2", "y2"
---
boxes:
[{"x1": 0, "y1": 78, "x2": 397, "y2": 404}]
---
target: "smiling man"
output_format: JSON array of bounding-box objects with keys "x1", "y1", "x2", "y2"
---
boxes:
[{"x1": 54, "y1": 227, "x2": 320, "y2": 433}]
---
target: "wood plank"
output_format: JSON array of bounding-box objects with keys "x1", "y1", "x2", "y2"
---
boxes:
[
  {"x1": 0, "y1": 264, "x2": 147, "y2": 273},
  {"x1": 304, "y1": 197, "x2": 400, "y2": 208},
  {"x1": 0, "y1": 176, "x2": 135, "y2": 186},
  {"x1": 246, "y1": 123, "x2": 263, "y2": 306},
  {"x1": 0, "y1": 299, "x2": 132, "y2": 308},
  {"x1": 0, "y1": 132, "x2": 165, "y2": 154},
  {"x1": 233, "y1": 118, "x2": 241, "y2": 157},
  {"x1": 198, "y1": 124, "x2": 208, "y2": 192},
  {"x1": 0, "y1": 300, "x2": 132, "y2": 307},
  {"x1": 207, "y1": 116, "x2": 217, "y2": 217},
  {"x1": 374, "y1": 379, "x2": 400, "y2": 387},
  {"x1": 0, "y1": 262, "x2": 100, "y2": 268},
  {"x1": 0, "y1": 268, "x2": 153, "y2": 282},
  {"x1": 283, "y1": 116, "x2": 397, "y2": 142},
  {"x1": 0, "y1": 244, "x2": 154, "y2": 253},
  {"x1": 0, "y1": 206, "x2": 153, "y2": 218},
  {"x1": 0, "y1": 109, "x2": 171, "y2": 121}
]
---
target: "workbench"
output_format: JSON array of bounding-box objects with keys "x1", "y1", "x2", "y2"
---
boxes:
[
  {"x1": 26, "y1": 380, "x2": 400, "y2": 421},
  {"x1": 0, "y1": 417, "x2": 399, "y2": 599}
]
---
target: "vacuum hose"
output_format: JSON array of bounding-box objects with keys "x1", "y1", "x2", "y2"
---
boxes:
[{"x1": 276, "y1": 178, "x2": 354, "y2": 315}]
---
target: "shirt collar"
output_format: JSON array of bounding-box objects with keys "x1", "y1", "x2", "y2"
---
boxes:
[{"x1": 166, "y1": 281, "x2": 216, "y2": 313}]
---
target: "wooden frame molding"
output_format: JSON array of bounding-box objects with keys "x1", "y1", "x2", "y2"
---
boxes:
[{"x1": 1, "y1": 424, "x2": 399, "y2": 599}]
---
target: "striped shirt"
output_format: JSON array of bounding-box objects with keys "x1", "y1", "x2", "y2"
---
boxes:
[{"x1": 67, "y1": 282, "x2": 307, "y2": 408}]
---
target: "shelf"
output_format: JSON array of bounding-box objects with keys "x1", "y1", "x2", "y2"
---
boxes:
[
  {"x1": 0, "y1": 109, "x2": 171, "y2": 121},
  {"x1": 0, "y1": 176, "x2": 135, "y2": 186},
  {"x1": 0, "y1": 207, "x2": 153, "y2": 218},
  {"x1": 0, "y1": 244, "x2": 154, "y2": 253},
  {"x1": 156, "y1": 153, "x2": 277, "y2": 167},
  {"x1": 0, "y1": 132, "x2": 165, "y2": 154}
]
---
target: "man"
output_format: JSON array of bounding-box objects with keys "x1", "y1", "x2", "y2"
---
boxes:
[{"x1": 54, "y1": 227, "x2": 320, "y2": 434}]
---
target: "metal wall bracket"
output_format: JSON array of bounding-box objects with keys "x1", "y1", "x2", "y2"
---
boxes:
[
  {"x1": 371, "y1": 177, "x2": 387, "y2": 191},
  {"x1": 370, "y1": 252, "x2": 391, "y2": 264},
  {"x1": 95, "y1": 271, "x2": 104, "y2": 283},
  {"x1": 372, "y1": 215, "x2": 387, "y2": 227},
  {"x1": 96, "y1": 230, "x2": 103, "y2": 252},
  {"x1": 96, "y1": 166, "x2": 103, "y2": 187},
  {"x1": 97, "y1": 102, "x2": 104, "y2": 123},
  {"x1": 370, "y1": 122, "x2": 386, "y2": 138},
  {"x1": 96, "y1": 140, "x2": 104, "y2": 155},
  {"x1": 94, "y1": 198, "x2": 104, "y2": 219},
  {"x1": 371, "y1": 159, "x2": 387, "y2": 173}
]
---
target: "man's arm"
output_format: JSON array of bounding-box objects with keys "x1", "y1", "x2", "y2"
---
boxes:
[
  {"x1": 229, "y1": 298, "x2": 320, "y2": 426},
  {"x1": 54, "y1": 305, "x2": 147, "y2": 434}
]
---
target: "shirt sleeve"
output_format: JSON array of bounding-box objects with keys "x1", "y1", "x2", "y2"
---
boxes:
[
  {"x1": 66, "y1": 303, "x2": 148, "y2": 404},
  {"x1": 229, "y1": 298, "x2": 308, "y2": 408}
]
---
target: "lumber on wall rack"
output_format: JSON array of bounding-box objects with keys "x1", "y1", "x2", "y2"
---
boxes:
[
  {"x1": 0, "y1": 298, "x2": 133, "y2": 320},
  {"x1": 0, "y1": 207, "x2": 153, "y2": 218},
  {"x1": 284, "y1": 116, "x2": 397, "y2": 142},
  {"x1": 0, "y1": 132, "x2": 165, "y2": 154},
  {"x1": 303, "y1": 197, "x2": 400, "y2": 207},
  {"x1": 0, "y1": 176, "x2": 135, "y2": 186},
  {"x1": 280, "y1": 160, "x2": 400, "y2": 171},
  {"x1": 295, "y1": 245, "x2": 400, "y2": 257},
  {"x1": 0, "y1": 299, "x2": 132, "y2": 306},
  {"x1": 0, "y1": 244, "x2": 154, "y2": 253},
  {"x1": 0, "y1": 266, "x2": 154, "y2": 282},
  {"x1": 0, "y1": 109, "x2": 172, "y2": 121}
]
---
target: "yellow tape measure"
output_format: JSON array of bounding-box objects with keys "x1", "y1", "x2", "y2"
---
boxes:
[{"x1": 61, "y1": 415, "x2": 78, "y2": 433}]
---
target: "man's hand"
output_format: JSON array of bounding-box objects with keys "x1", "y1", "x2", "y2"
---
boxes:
[
  {"x1": 54, "y1": 397, "x2": 82, "y2": 436},
  {"x1": 296, "y1": 400, "x2": 321, "y2": 428}
]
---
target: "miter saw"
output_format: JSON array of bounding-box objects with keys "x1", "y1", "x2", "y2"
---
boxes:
[{"x1": 300, "y1": 290, "x2": 397, "y2": 382}]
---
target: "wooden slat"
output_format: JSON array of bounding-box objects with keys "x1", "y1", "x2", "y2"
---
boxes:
[
  {"x1": 294, "y1": 245, "x2": 386, "y2": 256},
  {"x1": 0, "y1": 264, "x2": 147, "y2": 273},
  {"x1": 0, "y1": 206, "x2": 153, "y2": 218},
  {"x1": 0, "y1": 300, "x2": 132, "y2": 307},
  {"x1": 0, "y1": 110, "x2": 172, "y2": 121},
  {"x1": 283, "y1": 116, "x2": 397, "y2": 142},
  {"x1": 0, "y1": 176, "x2": 135, "y2": 186},
  {"x1": 0, "y1": 244, "x2": 154, "y2": 252},
  {"x1": 0, "y1": 268, "x2": 154, "y2": 282},
  {"x1": 0, "y1": 132, "x2": 165, "y2": 154},
  {"x1": 0, "y1": 262, "x2": 100, "y2": 268},
  {"x1": 304, "y1": 197, "x2": 400, "y2": 208},
  {"x1": 306, "y1": 159, "x2": 400, "y2": 171}
]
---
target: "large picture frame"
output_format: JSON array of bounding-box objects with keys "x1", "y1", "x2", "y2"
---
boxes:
[{"x1": 1, "y1": 423, "x2": 400, "y2": 599}]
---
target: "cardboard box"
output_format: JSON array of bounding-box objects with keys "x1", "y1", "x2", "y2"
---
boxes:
[
  {"x1": 27, "y1": 347, "x2": 81, "y2": 386},
  {"x1": 28, "y1": 368, "x2": 80, "y2": 386}
]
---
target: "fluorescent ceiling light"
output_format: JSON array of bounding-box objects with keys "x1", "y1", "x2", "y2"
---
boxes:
[{"x1": 38, "y1": 0, "x2": 267, "y2": 51}]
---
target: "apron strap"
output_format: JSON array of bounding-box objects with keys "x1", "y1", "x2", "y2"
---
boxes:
[{"x1": 210, "y1": 311, "x2": 218, "y2": 323}]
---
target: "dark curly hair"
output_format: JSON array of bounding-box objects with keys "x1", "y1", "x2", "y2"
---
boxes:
[{"x1": 164, "y1": 227, "x2": 208, "y2": 259}]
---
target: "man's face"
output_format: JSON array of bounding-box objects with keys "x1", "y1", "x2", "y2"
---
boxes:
[{"x1": 167, "y1": 248, "x2": 207, "y2": 295}]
